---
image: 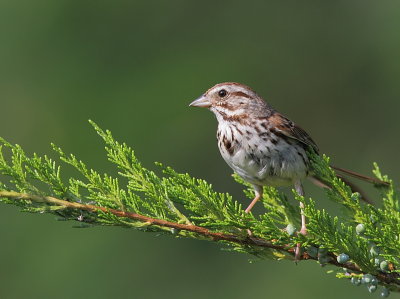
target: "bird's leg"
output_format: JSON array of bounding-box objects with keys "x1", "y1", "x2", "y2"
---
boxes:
[
  {"x1": 294, "y1": 180, "x2": 307, "y2": 235},
  {"x1": 294, "y1": 180, "x2": 306, "y2": 262},
  {"x1": 245, "y1": 185, "x2": 263, "y2": 213},
  {"x1": 244, "y1": 185, "x2": 263, "y2": 236}
]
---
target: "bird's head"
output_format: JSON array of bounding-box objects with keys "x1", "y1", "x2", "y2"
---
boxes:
[{"x1": 189, "y1": 82, "x2": 271, "y2": 122}]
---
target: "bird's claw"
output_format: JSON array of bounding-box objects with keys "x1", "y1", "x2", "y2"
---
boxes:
[{"x1": 299, "y1": 226, "x2": 307, "y2": 236}]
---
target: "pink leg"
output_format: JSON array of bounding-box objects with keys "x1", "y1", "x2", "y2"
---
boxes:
[
  {"x1": 294, "y1": 180, "x2": 306, "y2": 261},
  {"x1": 244, "y1": 185, "x2": 263, "y2": 236},
  {"x1": 294, "y1": 180, "x2": 307, "y2": 234},
  {"x1": 245, "y1": 185, "x2": 263, "y2": 213}
]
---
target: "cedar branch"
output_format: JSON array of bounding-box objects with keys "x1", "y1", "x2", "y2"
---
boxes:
[{"x1": 0, "y1": 190, "x2": 399, "y2": 289}]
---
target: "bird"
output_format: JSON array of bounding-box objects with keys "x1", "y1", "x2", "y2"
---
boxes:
[{"x1": 189, "y1": 82, "x2": 387, "y2": 258}]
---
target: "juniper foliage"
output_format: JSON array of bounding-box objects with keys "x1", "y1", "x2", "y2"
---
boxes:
[{"x1": 0, "y1": 121, "x2": 398, "y2": 295}]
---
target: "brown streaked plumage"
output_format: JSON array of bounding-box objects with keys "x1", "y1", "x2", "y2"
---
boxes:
[{"x1": 189, "y1": 82, "x2": 389, "y2": 260}]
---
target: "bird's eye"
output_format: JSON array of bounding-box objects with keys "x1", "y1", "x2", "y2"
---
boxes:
[{"x1": 218, "y1": 89, "x2": 227, "y2": 98}]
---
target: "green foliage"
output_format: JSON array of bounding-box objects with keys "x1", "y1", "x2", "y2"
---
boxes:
[
  {"x1": 309, "y1": 154, "x2": 400, "y2": 270},
  {"x1": 0, "y1": 122, "x2": 399, "y2": 294}
]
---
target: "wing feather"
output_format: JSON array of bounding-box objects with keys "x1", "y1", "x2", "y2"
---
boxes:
[{"x1": 268, "y1": 113, "x2": 319, "y2": 153}]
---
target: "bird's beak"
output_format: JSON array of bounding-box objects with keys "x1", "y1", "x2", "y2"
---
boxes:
[{"x1": 189, "y1": 95, "x2": 211, "y2": 108}]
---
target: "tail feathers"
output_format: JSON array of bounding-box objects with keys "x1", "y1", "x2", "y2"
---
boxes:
[
  {"x1": 331, "y1": 166, "x2": 390, "y2": 186},
  {"x1": 336, "y1": 175, "x2": 374, "y2": 204},
  {"x1": 309, "y1": 175, "x2": 373, "y2": 204},
  {"x1": 309, "y1": 165, "x2": 390, "y2": 204}
]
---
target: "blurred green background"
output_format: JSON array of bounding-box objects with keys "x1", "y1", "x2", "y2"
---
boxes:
[{"x1": 1, "y1": 1, "x2": 399, "y2": 298}]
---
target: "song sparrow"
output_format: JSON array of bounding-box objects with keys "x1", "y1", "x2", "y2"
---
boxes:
[
  {"x1": 189, "y1": 82, "x2": 314, "y2": 236},
  {"x1": 189, "y1": 82, "x2": 387, "y2": 244}
]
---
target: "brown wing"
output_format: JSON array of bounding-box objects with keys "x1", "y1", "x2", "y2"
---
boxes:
[{"x1": 268, "y1": 113, "x2": 319, "y2": 153}]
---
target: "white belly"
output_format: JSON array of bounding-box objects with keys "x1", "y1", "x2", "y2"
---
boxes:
[{"x1": 217, "y1": 122, "x2": 309, "y2": 187}]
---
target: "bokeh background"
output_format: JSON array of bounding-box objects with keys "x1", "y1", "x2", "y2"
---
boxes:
[{"x1": 1, "y1": 1, "x2": 399, "y2": 298}]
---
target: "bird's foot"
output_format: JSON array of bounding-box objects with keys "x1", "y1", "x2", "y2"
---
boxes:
[
  {"x1": 294, "y1": 226, "x2": 307, "y2": 263},
  {"x1": 294, "y1": 243, "x2": 303, "y2": 263},
  {"x1": 299, "y1": 226, "x2": 307, "y2": 236}
]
